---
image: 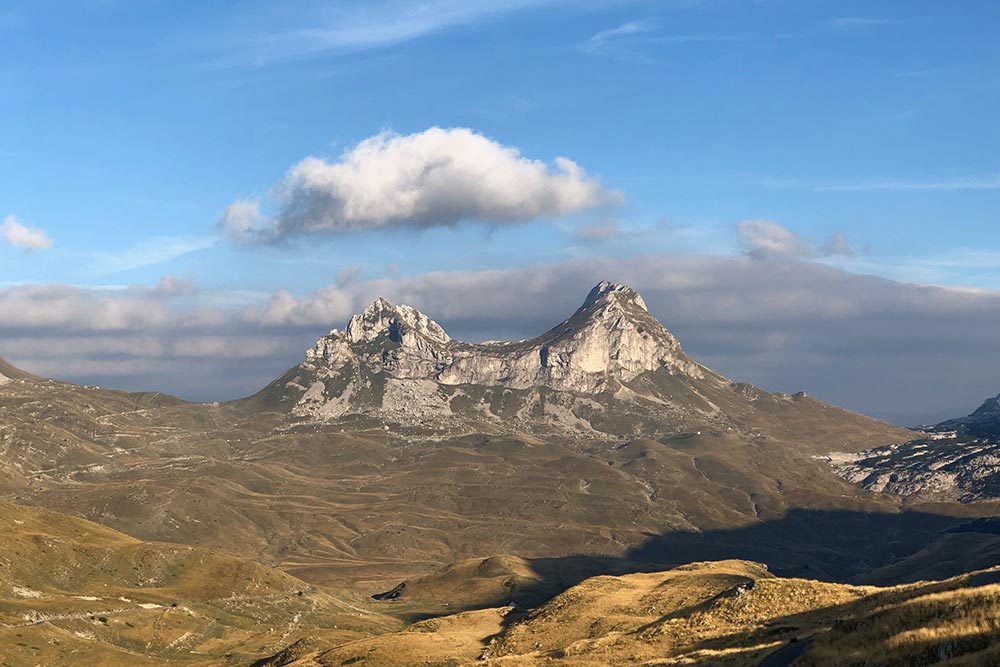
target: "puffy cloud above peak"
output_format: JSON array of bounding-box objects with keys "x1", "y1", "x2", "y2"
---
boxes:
[
  {"x1": 1, "y1": 215, "x2": 53, "y2": 250},
  {"x1": 219, "y1": 128, "x2": 617, "y2": 243}
]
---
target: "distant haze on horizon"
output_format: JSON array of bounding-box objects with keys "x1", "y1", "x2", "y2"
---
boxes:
[{"x1": 1, "y1": 0, "x2": 998, "y2": 426}]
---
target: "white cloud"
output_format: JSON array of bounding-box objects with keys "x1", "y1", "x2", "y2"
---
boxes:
[
  {"x1": 243, "y1": 0, "x2": 567, "y2": 63},
  {"x1": 87, "y1": 235, "x2": 217, "y2": 274},
  {"x1": 335, "y1": 265, "x2": 364, "y2": 287},
  {"x1": 736, "y1": 220, "x2": 812, "y2": 260},
  {"x1": 760, "y1": 175, "x2": 1000, "y2": 192},
  {"x1": 819, "y1": 231, "x2": 855, "y2": 258},
  {"x1": 737, "y1": 220, "x2": 855, "y2": 261},
  {"x1": 6, "y1": 257, "x2": 1000, "y2": 422},
  {"x1": 1, "y1": 215, "x2": 53, "y2": 250},
  {"x1": 817, "y1": 177, "x2": 1000, "y2": 192},
  {"x1": 217, "y1": 201, "x2": 263, "y2": 238},
  {"x1": 220, "y1": 127, "x2": 616, "y2": 242},
  {"x1": 587, "y1": 20, "x2": 654, "y2": 50},
  {"x1": 150, "y1": 275, "x2": 198, "y2": 297}
]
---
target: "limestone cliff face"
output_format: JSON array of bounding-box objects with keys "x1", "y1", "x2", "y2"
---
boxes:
[
  {"x1": 273, "y1": 281, "x2": 725, "y2": 427},
  {"x1": 301, "y1": 281, "x2": 704, "y2": 393}
]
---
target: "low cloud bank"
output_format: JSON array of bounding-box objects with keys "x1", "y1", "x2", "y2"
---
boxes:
[{"x1": 2, "y1": 258, "x2": 998, "y2": 424}]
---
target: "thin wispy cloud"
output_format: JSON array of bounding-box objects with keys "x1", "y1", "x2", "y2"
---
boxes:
[
  {"x1": 587, "y1": 20, "x2": 655, "y2": 51},
  {"x1": 241, "y1": 0, "x2": 566, "y2": 64},
  {"x1": 652, "y1": 33, "x2": 766, "y2": 45},
  {"x1": 584, "y1": 19, "x2": 791, "y2": 61},
  {"x1": 815, "y1": 177, "x2": 1000, "y2": 193},
  {"x1": 87, "y1": 235, "x2": 218, "y2": 275},
  {"x1": 759, "y1": 176, "x2": 1000, "y2": 193},
  {"x1": 829, "y1": 17, "x2": 899, "y2": 29}
]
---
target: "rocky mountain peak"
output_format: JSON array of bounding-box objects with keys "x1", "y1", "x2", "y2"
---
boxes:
[
  {"x1": 932, "y1": 392, "x2": 1000, "y2": 439},
  {"x1": 970, "y1": 394, "x2": 1000, "y2": 419},
  {"x1": 343, "y1": 297, "x2": 451, "y2": 346},
  {"x1": 580, "y1": 281, "x2": 648, "y2": 313},
  {"x1": 280, "y1": 282, "x2": 716, "y2": 424}
]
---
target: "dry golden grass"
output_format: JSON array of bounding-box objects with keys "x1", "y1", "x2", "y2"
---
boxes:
[
  {"x1": 251, "y1": 559, "x2": 1000, "y2": 667},
  {"x1": 801, "y1": 584, "x2": 1000, "y2": 666},
  {"x1": 0, "y1": 501, "x2": 398, "y2": 667}
]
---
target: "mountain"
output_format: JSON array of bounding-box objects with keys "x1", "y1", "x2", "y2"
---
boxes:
[
  {"x1": 250, "y1": 281, "x2": 708, "y2": 429},
  {"x1": 250, "y1": 281, "x2": 907, "y2": 450},
  {"x1": 825, "y1": 393, "x2": 1000, "y2": 502},
  {"x1": 0, "y1": 283, "x2": 942, "y2": 595},
  {"x1": 938, "y1": 393, "x2": 1000, "y2": 438},
  {"x1": 3, "y1": 283, "x2": 1000, "y2": 664}
]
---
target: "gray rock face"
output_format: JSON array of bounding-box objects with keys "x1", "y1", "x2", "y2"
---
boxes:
[
  {"x1": 824, "y1": 395, "x2": 1000, "y2": 502},
  {"x1": 937, "y1": 394, "x2": 1000, "y2": 439},
  {"x1": 277, "y1": 281, "x2": 719, "y2": 428},
  {"x1": 305, "y1": 281, "x2": 703, "y2": 391}
]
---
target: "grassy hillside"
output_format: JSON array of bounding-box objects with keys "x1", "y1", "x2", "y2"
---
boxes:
[
  {"x1": 0, "y1": 501, "x2": 396, "y2": 667},
  {"x1": 257, "y1": 559, "x2": 1000, "y2": 667}
]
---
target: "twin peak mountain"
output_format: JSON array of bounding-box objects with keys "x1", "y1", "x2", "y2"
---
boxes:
[{"x1": 258, "y1": 281, "x2": 817, "y2": 436}]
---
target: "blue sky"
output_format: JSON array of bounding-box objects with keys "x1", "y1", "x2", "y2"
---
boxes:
[{"x1": 0, "y1": 0, "x2": 999, "y2": 422}]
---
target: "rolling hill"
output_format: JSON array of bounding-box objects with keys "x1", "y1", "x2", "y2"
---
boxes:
[
  {"x1": 0, "y1": 500, "x2": 395, "y2": 667},
  {"x1": 253, "y1": 558, "x2": 1000, "y2": 667}
]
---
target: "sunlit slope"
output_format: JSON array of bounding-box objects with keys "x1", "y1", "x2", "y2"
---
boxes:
[
  {"x1": 0, "y1": 285, "x2": 976, "y2": 599},
  {"x1": 258, "y1": 559, "x2": 1000, "y2": 667},
  {"x1": 0, "y1": 351, "x2": 975, "y2": 596},
  {"x1": 0, "y1": 501, "x2": 395, "y2": 667}
]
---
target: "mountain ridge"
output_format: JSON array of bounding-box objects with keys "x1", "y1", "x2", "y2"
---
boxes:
[
  {"x1": 247, "y1": 282, "x2": 765, "y2": 435},
  {"x1": 827, "y1": 391, "x2": 1000, "y2": 502},
  {"x1": 0, "y1": 355, "x2": 37, "y2": 384}
]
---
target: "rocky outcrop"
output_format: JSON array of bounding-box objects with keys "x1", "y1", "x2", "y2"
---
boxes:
[
  {"x1": 825, "y1": 394, "x2": 1000, "y2": 502},
  {"x1": 439, "y1": 282, "x2": 705, "y2": 392},
  {"x1": 937, "y1": 394, "x2": 1000, "y2": 439}
]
